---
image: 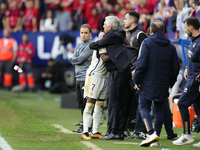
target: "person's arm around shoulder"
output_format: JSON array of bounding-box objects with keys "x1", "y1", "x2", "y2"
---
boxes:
[
  {"x1": 89, "y1": 32, "x2": 113, "y2": 50},
  {"x1": 69, "y1": 44, "x2": 93, "y2": 65}
]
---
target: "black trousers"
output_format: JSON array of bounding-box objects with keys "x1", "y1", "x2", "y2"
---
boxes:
[
  {"x1": 76, "y1": 80, "x2": 86, "y2": 117},
  {"x1": 107, "y1": 68, "x2": 131, "y2": 135}
]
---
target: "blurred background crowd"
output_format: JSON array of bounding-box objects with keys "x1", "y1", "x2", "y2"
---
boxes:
[
  {"x1": 0, "y1": 0, "x2": 199, "y2": 35},
  {"x1": 0, "y1": 0, "x2": 200, "y2": 93}
]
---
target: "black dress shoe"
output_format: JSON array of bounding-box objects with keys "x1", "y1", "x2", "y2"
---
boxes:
[
  {"x1": 100, "y1": 133, "x2": 124, "y2": 140},
  {"x1": 167, "y1": 133, "x2": 177, "y2": 140},
  {"x1": 104, "y1": 132, "x2": 109, "y2": 137}
]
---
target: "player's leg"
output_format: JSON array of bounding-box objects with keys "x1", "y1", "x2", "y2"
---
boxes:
[
  {"x1": 82, "y1": 97, "x2": 95, "y2": 139},
  {"x1": 173, "y1": 79, "x2": 199, "y2": 145},
  {"x1": 91, "y1": 99, "x2": 104, "y2": 139}
]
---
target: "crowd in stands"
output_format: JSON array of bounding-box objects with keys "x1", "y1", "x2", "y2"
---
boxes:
[
  {"x1": 0, "y1": 0, "x2": 199, "y2": 35},
  {"x1": 1, "y1": 0, "x2": 200, "y2": 92}
]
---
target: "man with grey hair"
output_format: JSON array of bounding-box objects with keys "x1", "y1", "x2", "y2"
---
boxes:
[
  {"x1": 89, "y1": 16, "x2": 135, "y2": 140},
  {"x1": 133, "y1": 20, "x2": 179, "y2": 146}
]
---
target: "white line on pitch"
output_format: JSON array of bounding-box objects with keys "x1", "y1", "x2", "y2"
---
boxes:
[
  {"x1": 52, "y1": 124, "x2": 74, "y2": 134},
  {"x1": 115, "y1": 142, "x2": 140, "y2": 145},
  {"x1": 80, "y1": 141, "x2": 103, "y2": 150},
  {"x1": 0, "y1": 135, "x2": 13, "y2": 150}
]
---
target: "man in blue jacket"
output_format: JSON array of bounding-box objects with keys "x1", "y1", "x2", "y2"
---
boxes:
[
  {"x1": 173, "y1": 17, "x2": 200, "y2": 147},
  {"x1": 69, "y1": 24, "x2": 93, "y2": 133},
  {"x1": 133, "y1": 20, "x2": 179, "y2": 147}
]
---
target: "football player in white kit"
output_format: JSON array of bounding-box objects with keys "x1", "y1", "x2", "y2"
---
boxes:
[{"x1": 82, "y1": 31, "x2": 109, "y2": 139}]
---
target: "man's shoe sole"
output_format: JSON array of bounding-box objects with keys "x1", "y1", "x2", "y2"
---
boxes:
[{"x1": 140, "y1": 137, "x2": 159, "y2": 147}]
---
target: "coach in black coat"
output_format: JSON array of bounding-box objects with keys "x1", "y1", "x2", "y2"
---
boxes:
[
  {"x1": 133, "y1": 20, "x2": 179, "y2": 146},
  {"x1": 89, "y1": 16, "x2": 134, "y2": 140}
]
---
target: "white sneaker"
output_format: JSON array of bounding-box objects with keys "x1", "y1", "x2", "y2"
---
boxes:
[
  {"x1": 193, "y1": 142, "x2": 200, "y2": 147},
  {"x1": 150, "y1": 141, "x2": 161, "y2": 147},
  {"x1": 140, "y1": 131, "x2": 159, "y2": 147},
  {"x1": 172, "y1": 134, "x2": 194, "y2": 146}
]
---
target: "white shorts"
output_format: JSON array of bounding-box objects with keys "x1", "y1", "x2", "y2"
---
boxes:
[{"x1": 84, "y1": 75, "x2": 108, "y2": 100}]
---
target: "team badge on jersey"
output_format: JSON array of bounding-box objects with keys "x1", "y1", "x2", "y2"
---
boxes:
[
  {"x1": 184, "y1": 87, "x2": 188, "y2": 93},
  {"x1": 188, "y1": 50, "x2": 193, "y2": 58}
]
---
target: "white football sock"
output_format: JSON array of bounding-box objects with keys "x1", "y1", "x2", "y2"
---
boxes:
[
  {"x1": 93, "y1": 101, "x2": 104, "y2": 134},
  {"x1": 83, "y1": 103, "x2": 94, "y2": 133}
]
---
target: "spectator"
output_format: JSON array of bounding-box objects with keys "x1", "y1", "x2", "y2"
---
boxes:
[
  {"x1": 4, "y1": 0, "x2": 24, "y2": 32},
  {"x1": 60, "y1": 0, "x2": 74, "y2": 13},
  {"x1": 80, "y1": 0, "x2": 98, "y2": 23},
  {"x1": 116, "y1": 7, "x2": 126, "y2": 22},
  {"x1": 44, "y1": 0, "x2": 60, "y2": 14},
  {"x1": 40, "y1": 9, "x2": 57, "y2": 32},
  {"x1": 8, "y1": 0, "x2": 23, "y2": 9},
  {"x1": 136, "y1": 0, "x2": 155, "y2": 32},
  {"x1": 0, "y1": 3, "x2": 7, "y2": 30},
  {"x1": 16, "y1": 33, "x2": 35, "y2": 91},
  {"x1": 0, "y1": 29, "x2": 18, "y2": 90},
  {"x1": 25, "y1": 0, "x2": 39, "y2": 8},
  {"x1": 55, "y1": 5, "x2": 73, "y2": 31},
  {"x1": 23, "y1": 0, "x2": 39, "y2": 32},
  {"x1": 87, "y1": 8, "x2": 101, "y2": 33},
  {"x1": 38, "y1": 58, "x2": 56, "y2": 91}
]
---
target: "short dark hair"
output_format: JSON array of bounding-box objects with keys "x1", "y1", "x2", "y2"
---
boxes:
[
  {"x1": 125, "y1": 11, "x2": 140, "y2": 23},
  {"x1": 80, "y1": 24, "x2": 92, "y2": 33},
  {"x1": 184, "y1": 17, "x2": 200, "y2": 30},
  {"x1": 150, "y1": 20, "x2": 164, "y2": 33},
  {"x1": 99, "y1": 17, "x2": 105, "y2": 32},
  {"x1": 23, "y1": 32, "x2": 29, "y2": 37}
]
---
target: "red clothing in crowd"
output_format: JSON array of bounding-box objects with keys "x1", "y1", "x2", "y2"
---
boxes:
[
  {"x1": 17, "y1": 42, "x2": 35, "y2": 64},
  {"x1": 24, "y1": 8, "x2": 39, "y2": 31},
  {"x1": 4, "y1": 8, "x2": 23, "y2": 29},
  {"x1": 72, "y1": 0, "x2": 80, "y2": 11},
  {"x1": 87, "y1": 15, "x2": 101, "y2": 31},
  {"x1": 137, "y1": 1, "x2": 155, "y2": 15},
  {"x1": 61, "y1": 0, "x2": 74, "y2": 12},
  {"x1": 81, "y1": 0, "x2": 98, "y2": 20}
]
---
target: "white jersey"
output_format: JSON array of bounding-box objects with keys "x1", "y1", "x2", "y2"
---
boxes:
[{"x1": 86, "y1": 48, "x2": 107, "y2": 77}]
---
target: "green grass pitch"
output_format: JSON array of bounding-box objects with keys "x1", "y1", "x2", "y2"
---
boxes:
[{"x1": 0, "y1": 89, "x2": 199, "y2": 150}]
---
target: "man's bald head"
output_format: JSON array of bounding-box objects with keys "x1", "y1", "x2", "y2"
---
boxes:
[{"x1": 150, "y1": 20, "x2": 164, "y2": 34}]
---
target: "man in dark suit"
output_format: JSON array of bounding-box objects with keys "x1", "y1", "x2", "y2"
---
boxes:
[
  {"x1": 89, "y1": 16, "x2": 135, "y2": 140},
  {"x1": 133, "y1": 20, "x2": 179, "y2": 147}
]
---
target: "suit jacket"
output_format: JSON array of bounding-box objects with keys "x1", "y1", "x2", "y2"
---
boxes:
[
  {"x1": 133, "y1": 31, "x2": 179, "y2": 101},
  {"x1": 89, "y1": 29, "x2": 138, "y2": 72}
]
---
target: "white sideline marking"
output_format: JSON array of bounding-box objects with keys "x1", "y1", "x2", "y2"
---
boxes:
[
  {"x1": 52, "y1": 124, "x2": 74, "y2": 134},
  {"x1": 115, "y1": 142, "x2": 140, "y2": 145},
  {"x1": 0, "y1": 135, "x2": 13, "y2": 150},
  {"x1": 80, "y1": 141, "x2": 103, "y2": 150}
]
